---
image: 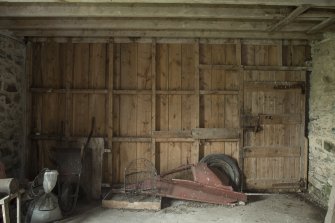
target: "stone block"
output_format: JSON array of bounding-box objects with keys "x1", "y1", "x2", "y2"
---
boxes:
[
  {"x1": 0, "y1": 35, "x2": 25, "y2": 178},
  {"x1": 325, "y1": 141, "x2": 335, "y2": 153},
  {"x1": 5, "y1": 83, "x2": 17, "y2": 92}
]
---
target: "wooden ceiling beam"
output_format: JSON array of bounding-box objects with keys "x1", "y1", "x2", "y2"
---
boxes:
[
  {"x1": 0, "y1": 0, "x2": 335, "y2": 7},
  {"x1": 0, "y1": 19, "x2": 317, "y2": 32},
  {"x1": 307, "y1": 16, "x2": 335, "y2": 33},
  {"x1": 11, "y1": 29, "x2": 322, "y2": 40},
  {"x1": 268, "y1": 5, "x2": 311, "y2": 32},
  {"x1": 0, "y1": 4, "x2": 285, "y2": 19}
]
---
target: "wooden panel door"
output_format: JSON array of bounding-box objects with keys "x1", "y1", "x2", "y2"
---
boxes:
[{"x1": 242, "y1": 45, "x2": 307, "y2": 191}]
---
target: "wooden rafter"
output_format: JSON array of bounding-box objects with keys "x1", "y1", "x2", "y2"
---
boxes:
[
  {"x1": 307, "y1": 16, "x2": 335, "y2": 33},
  {"x1": 0, "y1": 19, "x2": 318, "y2": 32},
  {"x1": 0, "y1": 4, "x2": 285, "y2": 20},
  {"x1": 0, "y1": 1, "x2": 334, "y2": 39},
  {"x1": 0, "y1": 0, "x2": 335, "y2": 7},
  {"x1": 268, "y1": 5, "x2": 311, "y2": 32},
  {"x1": 12, "y1": 29, "x2": 321, "y2": 39}
]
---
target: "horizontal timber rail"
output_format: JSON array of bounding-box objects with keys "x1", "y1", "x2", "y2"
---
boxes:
[
  {"x1": 30, "y1": 135, "x2": 239, "y2": 142},
  {"x1": 28, "y1": 37, "x2": 309, "y2": 45},
  {"x1": 199, "y1": 64, "x2": 312, "y2": 71},
  {"x1": 29, "y1": 88, "x2": 239, "y2": 95},
  {"x1": 30, "y1": 88, "x2": 108, "y2": 94}
]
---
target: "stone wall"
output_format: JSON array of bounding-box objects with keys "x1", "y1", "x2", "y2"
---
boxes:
[
  {"x1": 0, "y1": 34, "x2": 25, "y2": 178},
  {"x1": 309, "y1": 33, "x2": 335, "y2": 207}
]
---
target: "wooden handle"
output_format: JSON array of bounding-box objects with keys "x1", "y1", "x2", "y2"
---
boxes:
[{"x1": 0, "y1": 178, "x2": 19, "y2": 194}]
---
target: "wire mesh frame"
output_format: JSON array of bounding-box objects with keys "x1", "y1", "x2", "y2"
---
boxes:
[{"x1": 124, "y1": 158, "x2": 158, "y2": 195}]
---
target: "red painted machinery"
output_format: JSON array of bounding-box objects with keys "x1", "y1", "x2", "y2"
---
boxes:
[{"x1": 124, "y1": 155, "x2": 247, "y2": 205}]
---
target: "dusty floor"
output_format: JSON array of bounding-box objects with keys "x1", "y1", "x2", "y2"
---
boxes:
[{"x1": 60, "y1": 194, "x2": 325, "y2": 223}]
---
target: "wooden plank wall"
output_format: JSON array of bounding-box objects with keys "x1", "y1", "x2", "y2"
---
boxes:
[
  {"x1": 155, "y1": 44, "x2": 197, "y2": 173},
  {"x1": 199, "y1": 44, "x2": 240, "y2": 162},
  {"x1": 27, "y1": 40, "x2": 310, "y2": 190}
]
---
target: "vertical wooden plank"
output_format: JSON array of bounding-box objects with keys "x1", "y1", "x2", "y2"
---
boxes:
[
  {"x1": 156, "y1": 44, "x2": 168, "y2": 172},
  {"x1": 257, "y1": 46, "x2": 270, "y2": 183},
  {"x1": 159, "y1": 143, "x2": 169, "y2": 173},
  {"x1": 106, "y1": 41, "x2": 114, "y2": 184},
  {"x1": 235, "y1": 40, "x2": 244, "y2": 189},
  {"x1": 119, "y1": 43, "x2": 137, "y2": 137},
  {"x1": 137, "y1": 43, "x2": 152, "y2": 168},
  {"x1": 211, "y1": 44, "x2": 226, "y2": 64},
  {"x1": 241, "y1": 44, "x2": 255, "y2": 66},
  {"x1": 225, "y1": 95, "x2": 238, "y2": 128},
  {"x1": 25, "y1": 42, "x2": 33, "y2": 177},
  {"x1": 181, "y1": 44, "x2": 195, "y2": 91},
  {"x1": 137, "y1": 43, "x2": 152, "y2": 90},
  {"x1": 254, "y1": 45, "x2": 268, "y2": 66},
  {"x1": 60, "y1": 42, "x2": 74, "y2": 138},
  {"x1": 151, "y1": 40, "x2": 157, "y2": 168},
  {"x1": 169, "y1": 142, "x2": 182, "y2": 170},
  {"x1": 275, "y1": 42, "x2": 285, "y2": 182},
  {"x1": 242, "y1": 44, "x2": 255, "y2": 158},
  {"x1": 210, "y1": 47, "x2": 225, "y2": 129},
  {"x1": 244, "y1": 44, "x2": 257, "y2": 186},
  {"x1": 136, "y1": 45, "x2": 152, "y2": 137},
  {"x1": 300, "y1": 70, "x2": 307, "y2": 184},
  {"x1": 156, "y1": 44, "x2": 169, "y2": 91},
  {"x1": 112, "y1": 142, "x2": 120, "y2": 183},
  {"x1": 156, "y1": 44, "x2": 169, "y2": 131},
  {"x1": 91, "y1": 138, "x2": 104, "y2": 199},
  {"x1": 120, "y1": 43, "x2": 137, "y2": 90},
  {"x1": 199, "y1": 44, "x2": 212, "y2": 65},
  {"x1": 181, "y1": 143, "x2": 192, "y2": 165},
  {"x1": 89, "y1": 43, "x2": 106, "y2": 136},
  {"x1": 292, "y1": 46, "x2": 306, "y2": 66},
  {"x1": 42, "y1": 42, "x2": 63, "y2": 136},
  {"x1": 199, "y1": 43, "x2": 211, "y2": 129},
  {"x1": 120, "y1": 43, "x2": 138, "y2": 182},
  {"x1": 120, "y1": 97, "x2": 137, "y2": 136},
  {"x1": 168, "y1": 44, "x2": 182, "y2": 169},
  {"x1": 282, "y1": 41, "x2": 292, "y2": 66},
  {"x1": 225, "y1": 142, "x2": 232, "y2": 157},
  {"x1": 72, "y1": 43, "x2": 90, "y2": 136},
  {"x1": 193, "y1": 40, "x2": 200, "y2": 163},
  {"x1": 225, "y1": 44, "x2": 236, "y2": 65},
  {"x1": 111, "y1": 43, "x2": 121, "y2": 182},
  {"x1": 181, "y1": 44, "x2": 196, "y2": 141},
  {"x1": 231, "y1": 142, "x2": 239, "y2": 162},
  {"x1": 113, "y1": 43, "x2": 121, "y2": 138},
  {"x1": 277, "y1": 41, "x2": 283, "y2": 66},
  {"x1": 211, "y1": 69, "x2": 225, "y2": 128},
  {"x1": 119, "y1": 143, "x2": 137, "y2": 183}
]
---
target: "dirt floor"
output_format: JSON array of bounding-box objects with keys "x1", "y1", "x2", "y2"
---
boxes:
[{"x1": 60, "y1": 194, "x2": 326, "y2": 223}]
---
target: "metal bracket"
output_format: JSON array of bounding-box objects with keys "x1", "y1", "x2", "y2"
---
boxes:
[
  {"x1": 242, "y1": 114, "x2": 263, "y2": 133},
  {"x1": 273, "y1": 82, "x2": 306, "y2": 94}
]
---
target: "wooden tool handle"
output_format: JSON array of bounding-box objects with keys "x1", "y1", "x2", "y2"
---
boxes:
[{"x1": 0, "y1": 178, "x2": 19, "y2": 194}]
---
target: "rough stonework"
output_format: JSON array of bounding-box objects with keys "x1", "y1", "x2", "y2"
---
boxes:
[
  {"x1": 0, "y1": 34, "x2": 25, "y2": 178},
  {"x1": 309, "y1": 33, "x2": 335, "y2": 207}
]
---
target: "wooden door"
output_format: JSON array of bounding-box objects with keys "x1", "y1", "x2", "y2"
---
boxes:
[{"x1": 242, "y1": 45, "x2": 308, "y2": 191}]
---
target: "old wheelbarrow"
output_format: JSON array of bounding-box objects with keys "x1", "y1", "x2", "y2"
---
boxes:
[
  {"x1": 122, "y1": 154, "x2": 247, "y2": 206},
  {"x1": 50, "y1": 118, "x2": 95, "y2": 214}
]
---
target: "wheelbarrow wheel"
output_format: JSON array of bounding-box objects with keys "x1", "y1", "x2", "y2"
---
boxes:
[{"x1": 200, "y1": 154, "x2": 241, "y2": 190}]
